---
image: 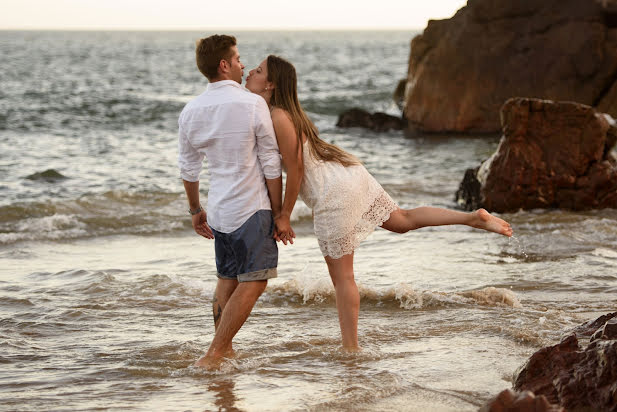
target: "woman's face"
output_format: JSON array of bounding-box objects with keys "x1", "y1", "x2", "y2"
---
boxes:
[{"x1": 245, "y1": 59, "x2": 271, "y2": 93}]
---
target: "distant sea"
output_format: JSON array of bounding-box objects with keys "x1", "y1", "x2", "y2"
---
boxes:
[{"x1": 1, "y1": 30, "x2": 616, "y2": 411}]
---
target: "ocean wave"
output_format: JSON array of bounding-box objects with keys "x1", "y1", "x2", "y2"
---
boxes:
[
  {"x1": 0, "y1": 190, "x2": 313, "y2": 244},
  {"x1": 7, "y1": 270, "x2": 522, "y2": 315},
  {"x1": 265, "y1": 278, "x2": 522, "y2": 310},
  {"x1": 592, "y1": 248, "x2": 617, "y2": 259},
  {"x1": 0, "y1": 297, "x2": 35, "y2": 307},
  {"x1": 0, "y1": 191, "x2": 187, "y2": 244},
  {"x1": 3, "y1": 93, "x2": 185, "y2": 133}
]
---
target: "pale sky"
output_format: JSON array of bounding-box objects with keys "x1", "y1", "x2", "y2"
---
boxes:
[{"x1": 1, "y1": 0, "x2": 468, "y2": 30}]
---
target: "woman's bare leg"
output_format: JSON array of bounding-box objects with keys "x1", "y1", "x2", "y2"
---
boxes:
[
  {"x1": 381, "y1": 207, "x2": 512, "y2": 236},
  {"x1": 324, "y1": 253, "x2": 360, "y2": 350}
]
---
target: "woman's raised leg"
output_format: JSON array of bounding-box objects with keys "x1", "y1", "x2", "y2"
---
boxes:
[
  {"x1": 324, "y1": 253, "x2": 360, "y2": 350},
  {"x1": 381, "y1": 207, "x2": 512, "y2": 236}
]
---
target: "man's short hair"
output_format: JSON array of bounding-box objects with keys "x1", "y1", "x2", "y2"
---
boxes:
[{"x1": 195, "y1": 34, "x2": 237, "y2": 81}]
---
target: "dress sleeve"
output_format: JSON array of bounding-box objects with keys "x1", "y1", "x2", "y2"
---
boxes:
[{"x1": 254, "y1": 98, "x2": 282, "y2": 179}]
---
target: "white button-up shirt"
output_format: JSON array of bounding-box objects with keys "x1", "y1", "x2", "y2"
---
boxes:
[{"x1": 178, "y1": 80, "x2": 281, "y2": 233}]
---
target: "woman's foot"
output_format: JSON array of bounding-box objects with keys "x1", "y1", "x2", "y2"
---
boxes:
[
  {"x1": 471, "y1": 209, "x2": 513, "y2": 237},
  {"x1": 342, "y1": 345, "x2": 362, "y2": 353}
]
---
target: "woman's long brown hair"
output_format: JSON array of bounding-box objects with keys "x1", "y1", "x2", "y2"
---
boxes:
[{"x1": 267, "y1": 55, "x2": 359, "y2": 167}]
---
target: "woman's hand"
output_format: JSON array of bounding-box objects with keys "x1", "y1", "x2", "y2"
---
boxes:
[
  {"x1": 192, "y1": 210, "x2": 214, "y2": 239},
  {"x1": 274, "y1": 214, "x2": 295, "y2": 245}
]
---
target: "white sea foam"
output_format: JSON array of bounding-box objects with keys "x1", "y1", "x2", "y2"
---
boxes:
[
  {"x1": 462, "y1": 287, "x2": 522, "y2": 308},
  {"x1": 269, "y1": 276, "x2": 335, "y2": 304},
  {"x1": 16, "y1": 214, "x2": 85, "y2": 233},
  {"x1": 266, "y1": 277, "x2": 522, "y2": 309},
  {"x1": 0, "y1": 214, "x2": 88, "y2": 244},
  {"x1": 592, "y1": 248, "x2": 617, "y2": 259}
]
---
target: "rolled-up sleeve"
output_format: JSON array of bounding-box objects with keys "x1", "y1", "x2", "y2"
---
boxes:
[
  {"x1": 254, "y1": 98, "x2": 282, "y2": 179},
  {"x1": 178, "y1": 122, "x2": 204, "y2": 182}
]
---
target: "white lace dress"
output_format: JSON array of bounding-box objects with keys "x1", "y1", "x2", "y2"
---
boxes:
[{"x1": 299, "y1": 141, "x2": 398, "y2": 259}]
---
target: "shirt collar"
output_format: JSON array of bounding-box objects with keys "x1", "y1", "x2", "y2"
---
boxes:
[{"x1": 207, "y1": 80, "x2": 244, "y2": 91}]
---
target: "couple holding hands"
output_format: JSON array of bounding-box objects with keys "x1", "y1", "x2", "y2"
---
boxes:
[{"x1": 178, "y1": 34, "x2": 512, "y2": 368}]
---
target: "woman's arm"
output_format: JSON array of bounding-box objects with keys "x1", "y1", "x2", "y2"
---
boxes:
[{"x1": 271, "y1": 108, "x2": 304, "y2": 244}]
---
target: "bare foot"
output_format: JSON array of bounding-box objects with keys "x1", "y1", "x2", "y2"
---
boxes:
[
  {"x1": 472, "y1": 209, "x2": 513, "y2": 237},
  {"x1": 342, "y1": 345, "x2": 362, "y2": 353},
  {"x1": 194, "y1": 354, "x2": 224, "y2": 370},
  {"x1": 193, "y1": 347, "x2": 236, "y2": 370}
]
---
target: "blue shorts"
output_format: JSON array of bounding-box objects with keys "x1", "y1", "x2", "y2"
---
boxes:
[{"x1": 212, "y1": 210, "x2": 278, "y2": 282}]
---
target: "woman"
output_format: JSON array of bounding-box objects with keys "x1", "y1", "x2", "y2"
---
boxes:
[{"x1": 245, "y1": 55, "x2": 513, "y2": 350}]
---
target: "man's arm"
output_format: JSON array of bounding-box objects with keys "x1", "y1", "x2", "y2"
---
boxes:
[
  {"x1": 183, "y1": 179, "x2": 213, "y2": 239},
  {"x1": 178, "y1": 119, "x2": 212, "y2": 239}
]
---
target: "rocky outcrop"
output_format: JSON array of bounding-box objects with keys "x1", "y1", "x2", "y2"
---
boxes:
[
  {"x1": 404, "y1": 0, "x2": 617, "y2": 133},
  {"x1": 512, "y1": 312, "x2": 617, "y2": 411},
  {"x1": 479, "y1": 389, "x2": 564, "y2": 412},
  {"x1": 336, "y1": 108, "x2": 405, "y2": 132},
  {"x1": 455, "y1": 98, "x2": 617, "y2": 212},
  {"x1": 393, "y1": 79, "x2": 407, "y2": 112}
]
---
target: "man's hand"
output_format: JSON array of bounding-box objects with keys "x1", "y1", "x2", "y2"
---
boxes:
[
  {"x1": 192, "y1": 210, "x2": 214, "y2": 239},
  {"x1": 274, "y1": 215, "x2": 295, "y2": 245}
]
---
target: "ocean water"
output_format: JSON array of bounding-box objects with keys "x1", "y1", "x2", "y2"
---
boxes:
[{"x1": 1, "y1": 30, "x2": 616, "y2": 411}]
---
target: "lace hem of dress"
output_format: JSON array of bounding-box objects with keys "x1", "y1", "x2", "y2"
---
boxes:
[{"x1": 318, "y1": 192, "x2": 398, "y2": 259}]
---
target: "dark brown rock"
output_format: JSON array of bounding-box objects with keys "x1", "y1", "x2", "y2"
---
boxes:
[
  {"x1": 479, "y1": 389, "x2": 564, "y2": 412},
  {"x1": 513, "y1": 313, "x2": 617, "y2": 411},
  {"x1": 393, "y1": 78, "x2": 407, "y2": 112},
  {"x1": 591, "y1": 318, "x2": 617, "y2": 343},
  {"x1": 336, "y1": 108, "x2": 405, "y2": 132},
  {"x1": 455, "y1": 98, "x2": 617, "y2": 212},
  {"x1": 404, "y1": 0, "x2": 617, "y2": 133},
  {"x1": 570, "y1": 312, "x2": 617, "y2": 339}
]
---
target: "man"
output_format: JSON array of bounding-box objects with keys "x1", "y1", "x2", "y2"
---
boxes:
[{"x1": 178, "y1": 34, "x2": 289, "y2": 367}]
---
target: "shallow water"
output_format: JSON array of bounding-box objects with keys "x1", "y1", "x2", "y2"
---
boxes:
[{"x1": 1, "y1": 30, "x2": 616, "y2": 411}]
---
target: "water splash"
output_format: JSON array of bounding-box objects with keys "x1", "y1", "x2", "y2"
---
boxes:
[{"x1": 508, "y1": 235, "x2": 529, "y2": 260}]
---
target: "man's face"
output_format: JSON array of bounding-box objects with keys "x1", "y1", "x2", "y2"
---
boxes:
[{"x1": 226, "y1": 46, "x2": 244, "y2": 84}]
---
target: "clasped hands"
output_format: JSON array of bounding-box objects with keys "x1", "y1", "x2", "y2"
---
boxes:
[{"x1": 274, "y1": 213, "x2": 295, "y2": 245}]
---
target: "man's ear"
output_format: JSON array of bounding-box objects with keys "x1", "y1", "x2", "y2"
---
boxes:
[{"x1": 218, "y1": 59, "x2": 229, "y2": 75}]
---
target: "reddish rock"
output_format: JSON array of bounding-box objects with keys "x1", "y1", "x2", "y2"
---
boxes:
[
  {"x1": 571, "y1": 312, "x2": 617, "y2": 339},
  {"x1": 591, "y1": 318, "x2": 617, "y2": 343},
  {"x1": 479, "y1": 389, "x2": 564, "y2": 412},
  {"x1": 404, "y1": 0, "x2": 617, "y2": 133},
  {"x1": 393, "y1": 78, "x2": 407, "y2": 112},
  {"x1": 513, "y1": 313, "x2": 617, "y2": 411},
  {"x1": 455, "y1": 98, "x2": 617, "y2": 212},
  {"x1": 336, "y1": 108, "x2": 405, "y2": 132}
]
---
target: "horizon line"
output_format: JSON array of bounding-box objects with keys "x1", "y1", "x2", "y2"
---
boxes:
[{"x1": 0, "y1": 26, "x2": 425, "y2": 32}]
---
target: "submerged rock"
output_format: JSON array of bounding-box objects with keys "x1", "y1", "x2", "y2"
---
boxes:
[
  {"x1": 455, "y1": 98, "x2": 617, "y2": 212},
  {"x1": 404, "y1": 0, "x2": 617, "y2": 133},
  {"x1": 512, "y1": 312, "x2": 617, "y2": 411},
  {"x1": 336, "y1": 108, "x2": 405, "y2": 132},
  {"x1": 479, "y1": 389, "x2": 564, "y2": 412},
  {"x1": 25, "y1": 169, "x2": 67, "y2": 182}
]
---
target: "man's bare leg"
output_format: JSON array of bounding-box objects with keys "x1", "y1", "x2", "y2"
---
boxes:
[
  {"x1": 194, "y1": 280, "x2": 268, "y2": 368},
  {"x1": 213, "y1": 279, "x2": 238, "y2": 330},
  {"x1": 381, "y1": 207, "x2": 512, "y2": 237},
  {"x1": 210, "y1": 278, "x2": 238, "y2": 359}
]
